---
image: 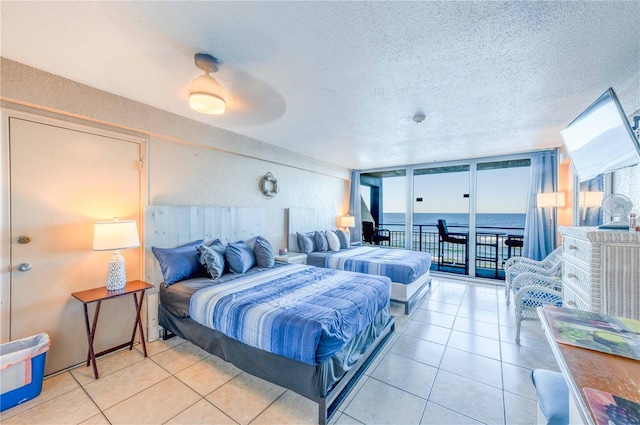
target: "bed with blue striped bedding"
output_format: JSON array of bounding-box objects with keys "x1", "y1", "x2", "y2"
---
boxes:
[
  {"x1": 326, "y1": 246, "x2": 431, "y2": 284},
  {"x1": 190, "y1": 264, "x2": 391, "y2": 365}
]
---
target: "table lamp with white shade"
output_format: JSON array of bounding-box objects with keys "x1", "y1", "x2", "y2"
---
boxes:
[
  {"x1": 338, "y1": 215, "x2": 355, "y2": 242},
  {"x1": 92, "y1": 219, "x2": 140, "y2": 290}
]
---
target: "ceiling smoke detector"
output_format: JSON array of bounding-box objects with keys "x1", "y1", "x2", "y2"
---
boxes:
[{"x1": 413, "y1": 113, "x2": 426, "y2": 123}]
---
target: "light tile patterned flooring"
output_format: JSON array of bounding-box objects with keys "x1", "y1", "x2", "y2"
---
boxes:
[{"x1": 1, "y1": 276, "x2": 560, "y2": 425}]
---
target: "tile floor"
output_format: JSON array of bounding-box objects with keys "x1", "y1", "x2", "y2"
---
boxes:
[{"x1": 1, "y1": 276, "x2": 560, "y2": 425}]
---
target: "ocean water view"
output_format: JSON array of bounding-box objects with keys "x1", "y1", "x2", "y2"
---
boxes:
[{"x1": 382, "y1": 213, "x2": 526, "y2": 234}]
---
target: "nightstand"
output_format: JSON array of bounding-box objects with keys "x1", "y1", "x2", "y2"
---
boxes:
[
  {"x1": 275, "y1": 252, "x2": 307, "y2": 264},
  {"x1": 71, "y1": 280, "x2": 153, "y2": 379}
]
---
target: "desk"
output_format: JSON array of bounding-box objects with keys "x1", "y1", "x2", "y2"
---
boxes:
[
  {"x1": 72, "y1": 280, "x2": 153, "y2": 379},
  {"x1": 538, "y1": 306, "x2": 640, "y2": 425}
]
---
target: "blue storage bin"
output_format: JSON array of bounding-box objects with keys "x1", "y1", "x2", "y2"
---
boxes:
[{"x1": 0, "y1": 333, "x2": 50, "y2": 412}]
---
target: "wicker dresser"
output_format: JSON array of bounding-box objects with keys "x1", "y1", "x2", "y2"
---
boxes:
[{"x1": 559, "y1": 226, "x2": 640, "y2": 320}]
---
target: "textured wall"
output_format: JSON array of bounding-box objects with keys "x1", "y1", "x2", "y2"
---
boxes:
[
  {"x1": 613, "y1": 72, "x2": 640, "y2": 213},
  {"x1": 0, "y1": 58, "x2": 350, "y2": 250}
]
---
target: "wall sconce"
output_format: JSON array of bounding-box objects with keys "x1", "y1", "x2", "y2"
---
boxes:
[
  {"x1": 578, "y1": 191, "x2": 604, "y2": 208},
  {"x1": 536, "y1": 192, "x2": 565, "y2": 248},
  {"x1": 536, "y1": 192, "x2": 566, "y2": 208},
  {"x1": 93, "y1": 218, "x2": 140, "y2": 290},
  {"x1": 579, "y1": 191, "x2": 604, "y2": 224}
]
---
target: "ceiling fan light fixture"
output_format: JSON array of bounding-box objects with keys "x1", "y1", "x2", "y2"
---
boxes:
[{"x1": 189, "y1": 53, "x2": 226, "y2": 115}]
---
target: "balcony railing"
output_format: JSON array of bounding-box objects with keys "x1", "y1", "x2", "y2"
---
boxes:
[{"x1": 377, "y1": 224, "x2": 524, "y2": 280}]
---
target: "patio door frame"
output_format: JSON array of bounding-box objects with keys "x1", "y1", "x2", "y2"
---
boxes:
[{"x1": 360, "y1": 152, "x2": 533, "y2": 278}]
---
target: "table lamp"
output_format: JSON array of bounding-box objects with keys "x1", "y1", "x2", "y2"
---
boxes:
[
  {"x1": 338, "y1": 215, "x2": 355, "y2": 241},
  {"x1": 93, "y1": 218, "x2": 140, "y2": 290}
]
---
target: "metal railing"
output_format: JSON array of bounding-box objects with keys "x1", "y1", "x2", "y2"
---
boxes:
[{"x1": 378, "y1": 223, "x2": 524, "y2": 280}]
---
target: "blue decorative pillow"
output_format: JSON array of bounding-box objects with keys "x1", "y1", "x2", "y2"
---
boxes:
[
  {"x1": 335, "y1": 230, "x2": 349, "y2": 249},
  {"x1": 253, "y1": 236, "x2": 275, "y2": 268},
  {"x1": 325, "y1": 230, "x2": 341, "y2": 251},
  {"x1": 152, "y1": 240, "x2": 205, "y2": 287},
  {"x1": 297, "y1": 232, "x2": 316, "y2": 253},
  {"x1": 197, "y1": 239, "x2": 226, "y2": 279},
  {"x1": 225, "y1": 241, "x2": 255, "y2": 273},
  {"x1": 314, "y1": 231, "x2": 328, "y2": 252}
]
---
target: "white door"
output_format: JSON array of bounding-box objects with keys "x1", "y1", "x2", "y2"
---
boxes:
[{"x1": 9, "y1": 117, "x2": 142, "y2": 375}]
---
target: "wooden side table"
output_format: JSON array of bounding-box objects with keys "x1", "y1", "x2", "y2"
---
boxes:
[{"x1": 71, "y1": 280, "x2": 154, "y2": 379}]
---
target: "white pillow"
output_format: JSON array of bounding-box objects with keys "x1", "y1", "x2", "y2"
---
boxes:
[{"x1": 325, "y1": 230, "x2": 341, "y2": 251}]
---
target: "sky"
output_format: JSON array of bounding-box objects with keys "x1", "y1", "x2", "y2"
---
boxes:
[{"x1": 368, "y1": 166, "x2": 530, "y2": 214}]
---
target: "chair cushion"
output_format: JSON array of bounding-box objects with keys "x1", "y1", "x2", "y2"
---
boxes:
[{"x1": 531, "y1": 369, "x2": 569, "y2": 425}]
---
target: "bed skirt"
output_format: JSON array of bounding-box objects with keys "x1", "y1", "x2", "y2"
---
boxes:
[{"x1": 158, "y1": 303, "x2": 394, "y2": 424}]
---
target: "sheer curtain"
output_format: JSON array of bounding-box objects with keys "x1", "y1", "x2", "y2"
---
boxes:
[
  {"x1": 349, "y1": 170, "x2": 362, "y2": 244},
  {"x1": 523, "y1": 151, "x2": 558, "y2": 260}
]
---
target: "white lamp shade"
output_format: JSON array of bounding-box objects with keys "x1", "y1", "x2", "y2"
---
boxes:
[
  {"x1": 339, "y1": 216, "x2": 356, "y2": 228},
  {"x1": 537, "y1": 192, "x2": 566, "y2": 208},
  {"x1": 93, "y1": 220, "x2": 140, "y2": 251},
  {"x1": 579, "y1": 191, "x2": 604, "y2": 208},
  {"x1": 189, "y1": 74, "x2": 226, "y2": 114}
]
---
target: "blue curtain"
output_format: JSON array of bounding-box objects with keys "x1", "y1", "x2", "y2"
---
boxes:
[
  {"x1": 349, "y1": 170, "x2": 362, "y2": 244},
  {"x1": 523, "y1": 151, "x2": 557, "y2": 260}
]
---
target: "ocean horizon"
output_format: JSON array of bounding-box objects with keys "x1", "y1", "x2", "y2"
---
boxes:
[{"x1": 382, "y1": 212, "x2": 525, "y2": 234}]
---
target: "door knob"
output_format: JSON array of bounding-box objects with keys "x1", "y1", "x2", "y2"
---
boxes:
[
  {"x1": 18, "y1": 236, "x2": 31, "y2": 244},
  {"x1": 17, "y1": 263, "x2": 32, "y2": 272}
]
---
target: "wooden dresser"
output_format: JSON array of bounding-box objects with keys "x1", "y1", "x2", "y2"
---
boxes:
[{"x1": 559, "y1": 226, "x2": 640, "y2": 320}]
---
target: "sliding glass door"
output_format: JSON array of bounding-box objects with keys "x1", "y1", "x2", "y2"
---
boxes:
[
  {"x1": 359, "y1": 153, "x2": 532, "y2": 280},
  {"x1": 413, "y1": 165, "x2": 470, "y2": 275},
  {"x1": 360, "y1": 170, "x2": 407, "y2": 247},
  {"x1": 475, "y1": 160, "x2": 530, "y2": 279}
]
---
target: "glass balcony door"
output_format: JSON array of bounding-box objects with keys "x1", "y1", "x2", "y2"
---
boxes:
[
  {"x1": 413, "y1": 165, "x2": 470, "y2": 275},
  {"x1": 360, "y1": 170, "x2": 407, "y2": 247},
  {"x1": 475, "y1": 160, "x2": 530, "y2": 279}
]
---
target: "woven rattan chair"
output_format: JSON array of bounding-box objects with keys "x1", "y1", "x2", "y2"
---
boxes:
[
  {"x1": 513, "y1": 272, "x2": 563, "y2": 344},
  {"x1": 504, "y1": 247, "x2": 563, "y2": 305}
]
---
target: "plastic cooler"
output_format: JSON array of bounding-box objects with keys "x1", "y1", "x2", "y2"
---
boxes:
[{"x1": 0, "y1": 333, "x2": 51, "y2": 412}]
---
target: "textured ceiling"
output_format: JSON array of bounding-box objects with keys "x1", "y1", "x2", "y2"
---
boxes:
[{"x1": 1, "y1": 1, "x2": 639, "y2": 170}]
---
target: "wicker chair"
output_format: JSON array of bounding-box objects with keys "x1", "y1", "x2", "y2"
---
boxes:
[
  {"x1": 513, "y1": 272, "x2": 563, "y2": 344},
  {"x1": 504, "y1": 247, "x2": 563, "y2": 305}
]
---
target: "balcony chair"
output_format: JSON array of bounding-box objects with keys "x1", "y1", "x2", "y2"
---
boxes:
[
  {"x1": 362, "y1": 221, "x2": 391, "y2": 245},
  {"x1": 513, "y1": 272, "x2": 563, "y2": 344},
  {"x1": 504, "y1": 247, "x2": 563, "y2": 305},
  {"x1": 504, "y1": 235, "x2": 524, "y2": 259},
  {"x1": 437, "y1": 219, "x2": 468, "y2": 274}
]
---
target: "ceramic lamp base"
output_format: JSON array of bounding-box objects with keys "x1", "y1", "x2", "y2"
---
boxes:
[{"x1": 105, "y1": 250, "x2": 126, "y2": 290}]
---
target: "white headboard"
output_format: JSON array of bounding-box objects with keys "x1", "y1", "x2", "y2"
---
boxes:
[
  {"x1": 287, "y1": 207, "x2": 338, "y2": 252},
  {"x1": 144, "y1": 205, "x2": 266, "y2": 286}
]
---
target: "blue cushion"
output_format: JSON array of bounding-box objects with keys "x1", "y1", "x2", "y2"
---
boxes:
[
  {"x1": 152, "y1": 240, "x2": 205, "y2": 287},
  {"x1": 197, "y1": 239, "x2": 226, "y2": 279},
  {"x1": 297, "y1": 232, "x2": 316, "y2": 253},
  {"x1": 225, "y1": 241, "x2": 255, "y2": 273},
  {"x1": 531, "y1": 369, "x2": 569, "y2": 425},
  {"x1": 335, "y1": 229, "x2": 349, "y2": 249},
  {"x1": 253, "y1": 236, "x2": 275, "y2": 268},
  {"x1": 314, "y1": 231, "x2": 328, "y2": 252}
]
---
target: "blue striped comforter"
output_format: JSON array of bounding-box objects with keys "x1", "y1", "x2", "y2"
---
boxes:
[
  {"x1": 190, "y1": 264, "x2": 391, "y2": 365},
  {"x1": 326, "y1": 247, "x2": 431, "y2": 284}
]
